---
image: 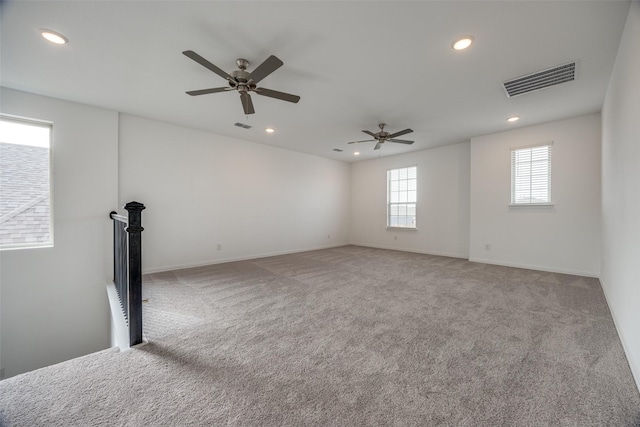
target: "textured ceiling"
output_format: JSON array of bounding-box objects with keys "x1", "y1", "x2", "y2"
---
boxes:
[{"x1": 0, "y1": 1, "x2": 631, "y2": 162}]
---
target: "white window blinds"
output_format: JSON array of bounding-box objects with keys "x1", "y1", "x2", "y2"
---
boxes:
[
  {"x1": 511, "y1": 144, "x2": 552, "y2": 205},
  {"x1": 387, "y1": 166, "x2": 417, "y2": 228}
]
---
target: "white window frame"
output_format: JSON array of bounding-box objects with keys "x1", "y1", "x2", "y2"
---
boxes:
[
  {"x1": 387, "y1": 165, "x2": 417, "y2": 229},
  {"x1": 510, "y1": 143, "x2": 552, "y2": 206},
  {"x1": 0, "y1": 115, "x2": 54, "y2": 250}
]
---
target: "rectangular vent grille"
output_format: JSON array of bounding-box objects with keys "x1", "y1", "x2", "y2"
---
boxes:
[
  {"x1": 234, "y1": 122, "x2": 252, "y2": 129},
  {"x1": 332, "y1": 148, "x2": 344, "y2": 152},
  {"x1": 503, "y1": 62, "x2": 576, "y2": 97}
]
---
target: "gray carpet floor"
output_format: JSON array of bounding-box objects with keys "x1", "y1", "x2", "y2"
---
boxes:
[{"x1": 1, "y1": 245, "x2": 639, "y2": 426}]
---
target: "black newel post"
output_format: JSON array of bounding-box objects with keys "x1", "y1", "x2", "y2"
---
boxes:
[
  {"x1": 109, "y1": 210, "x2": 118, "y2": 294},
  {"x1": 125, "y1": 201, "x2": 145, "y2": 346}
]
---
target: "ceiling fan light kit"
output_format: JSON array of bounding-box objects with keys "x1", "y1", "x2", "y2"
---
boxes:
[{"x1": 183, "y1": 51, "x2": 300, "y2": 115}]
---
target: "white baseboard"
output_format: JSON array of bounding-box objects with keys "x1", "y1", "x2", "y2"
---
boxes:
[
  {"x1": 142, "y1": 243, "x2": 350, "y2": 274},
  {"x1": 350, "y1": 242, "x2": 469, "y2": 260},
  {"x1": 468, "y1": 257, "x2": 599, "y2": 278},
  {"x1": 599, "y1": 278, "x2": 640, "y2": 394},
  {"x1": 143, "y1": 244, "x2": 597, "y2": 278}
]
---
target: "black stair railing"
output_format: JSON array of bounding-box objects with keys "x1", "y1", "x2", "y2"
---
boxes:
[{"x1": 109, "y1": 201, "x2": 145, "y2": 346}]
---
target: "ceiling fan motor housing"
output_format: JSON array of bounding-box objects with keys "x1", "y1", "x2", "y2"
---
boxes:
[
  {"x1": 230, "y1": 65, "x2": 257, "y2": 92},
  {"x1": 236, "y1": 58, "x2": 249, "y2": 69}
]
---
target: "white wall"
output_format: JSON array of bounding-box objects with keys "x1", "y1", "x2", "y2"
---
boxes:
[
  {"x1": 469, "y1": 114, "x2": 601, "y2": 277},
  {"x1": 350, "y1": 142, "x2": 470, "y2": 258},
  {"x1": 0, "y1": 88, "x2": 118, "y2": 378},
  {"x1": 118, "y1": 114, "x2": 351, "y2": 273},
  {"x1": 601, "y1": 0, "x2": 640, "y2": 391}
]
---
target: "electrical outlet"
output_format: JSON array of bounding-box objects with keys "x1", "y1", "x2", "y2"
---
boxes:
[
  {"x1": 394, "y1": 236, "x2": 398, "y2": 241},
  {"x1": 217, "y1": 244, "x2": 221, "y2": 250},
  {"x1": 485, "y1": 244, "x2": 491, "y2": 251},
  {"x1": 327, "y1": 234, "x2": 331, "y2": 239}
]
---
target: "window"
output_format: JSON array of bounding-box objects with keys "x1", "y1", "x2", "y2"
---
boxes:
[
  {"x1": 387, "y1": 166, "x2": 417, "y2": 228},
  {"x1": 511, "y1": 144, "x2": 552, "y2": 205},
  {"x1": 0, "y1": 116, "x2": 53, "y2": 249}
]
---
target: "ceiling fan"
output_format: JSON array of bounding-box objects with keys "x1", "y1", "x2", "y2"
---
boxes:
[
  {"x1": 182, "y1": 50, "x2": 300, "y2": 115},
  {"x1": 347, "y1": 123, "x2": 414, "y2": 150}
]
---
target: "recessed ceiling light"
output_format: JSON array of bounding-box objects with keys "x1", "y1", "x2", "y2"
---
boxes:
[
  {"x1": 265, "y1": 128, "x2": 275, "y2": 133},
  {"x1": 41, "y1": 29, "x2": 68, "y2": 45},
  {"x1": 507, "y1": 116, "x2": 520, "y2": 123},
  {"x1": 354, "y1": 152, "x2": 360, "y2": 156},
  {"x1": 452, "y1": 36, "x2": 474, "y2": 51}
]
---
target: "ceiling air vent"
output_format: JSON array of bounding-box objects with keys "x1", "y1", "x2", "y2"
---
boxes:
[
  {"x1": 503, "y1": 61, "x2": 576, "y2": 98},
  {"x1": 234, "y1": 122, "x2": 252, "y2": 129},
  {"x1": 333, "y1": 148, "x2": 344, "y2": 152}
]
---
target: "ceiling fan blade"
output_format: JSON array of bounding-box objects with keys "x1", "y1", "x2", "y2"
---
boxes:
[
  {"x1": 362, "y1": 130, "x2": 376, "y2": 137},
  {"x1": 240, "y1": 92, "x2": 255, "y2": 115},
  {"x1": 387, "y1": 128, "x2": 413, "y2": 139},
  {"x1": 186, "y1": 87, "x2": 230, "y2": 96},
  {"x1": 247, "y1": 55, "x2": 283, "y2": 84},
  {"x1": 256, "y1": 88, "x2": 300, "y2": 103},
  {"x1": 347, "y1": 139, "x2": 376, "y2": 144},
  {"x1": 388, "y1": 139, "x2": 414, "y2": 144},
  {"x1": 183, "y1": 50, "x2": 232, "y2": 81},
  {"x1": 374, "y1": 142, "x2": 382, "y2": 150}
]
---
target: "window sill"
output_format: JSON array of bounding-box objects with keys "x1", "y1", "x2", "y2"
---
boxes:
[
  {"x1": 509, "y1": 203, "x2": 554, "y2": 208},
  {"x1": 386, "y1": 227, "x2": 418, "y2": 231},
  {"x1": 0, "y1": 242, "x2": 54, "y2": 251}
]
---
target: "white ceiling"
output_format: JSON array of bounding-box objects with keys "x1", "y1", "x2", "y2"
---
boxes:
[{"x1": 0, "y1": 1, "x2": 631, "y2": 162}]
